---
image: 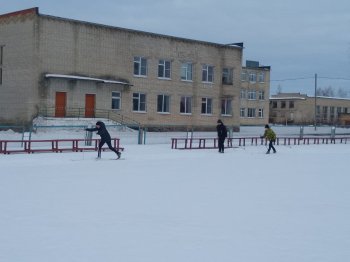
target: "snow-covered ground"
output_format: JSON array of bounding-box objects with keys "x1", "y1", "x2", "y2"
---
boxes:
[{"x1": 1, "y1": 120, "x2": 350, "y2": 261}]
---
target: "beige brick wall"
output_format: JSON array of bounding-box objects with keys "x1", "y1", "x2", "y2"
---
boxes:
[
  {"x1": 0, "y1": 10, "x2": 40, "y2": 125},
  {"x1": 38, "y1": 15, "x2": 242, "y2": 129},
  {"x1": 239, "y1": 67, "x2": 271, "y2": 126},
  {"x1": 1, "y1": 9, "x2": 271, "y2": 130},
  {"x1": 270, "y1": 93, "x2": 350, "y2": 125}
]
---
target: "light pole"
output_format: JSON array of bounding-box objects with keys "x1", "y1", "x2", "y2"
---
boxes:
[{"x1": 314, "y1": 73, "x2": 317, "y2": 130}]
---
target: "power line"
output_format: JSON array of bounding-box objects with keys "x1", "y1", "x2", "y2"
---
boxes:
[
  {"x1": 271, "y1": 76, "x2": 350, "y2": 82},
  {"x1": 270, "y1": 76, "x2": 314, "y2": 82}
]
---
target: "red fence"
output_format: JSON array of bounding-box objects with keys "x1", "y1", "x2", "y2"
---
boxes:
[
  {"x1": 171, "y1": 136, "x2": 349, "y2": 149},
  {"x1": 0, "y1": 138, "x2": 123, "y2": 154}
]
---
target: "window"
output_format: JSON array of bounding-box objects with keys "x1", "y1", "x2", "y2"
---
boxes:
[
  {"x1": 337, "y1": 107, "x2": 342, "y2": 114},
  {"x1": 289, "y1": 101, "x2": 294, "y2": 108},
  {"x1": 258, "y1": 90, "x2": 265, "y2": 100},
  {"x1": 258, "y1": 108, "x2": 264, "y2": 118},
  {"x1": 249, "y1": 73, "x2": 256, "y2": 82},
  {"x1": 133, "y1": 56, "x2": 147, "y2": 76},
  {"x1": 316, "y1": 106, "x2": 321, "y2": 117},
  {"x1": 180, "y1": 96, "x2": 192, "y2": 114},
  {"x1": 272, "y1": 101, "x2": 278, "y2": 108},
  {"x1": 241, "y1": 71, "x2": 247, "y2": 81},
  {"x1": 111, "y1": 91, "x2": 121, "y2": 110},
  {"x1": 344, "y1": 107, "x2": 348, "y2": 113},
  {"x1": 240, "y1": 89, "x2": 246, "y2": 99},
  {"x1": 281, "y1": 101, "x2": 286, "y2": 108},
  {"x1": 322, "y1": 106, "x2": 328, "y2": 120},
  {"x1": 258, "y1": 72, "x2": 265, "y2": 82},
  {"x1": 247, "y1": 90, "x2": 256, "y2": 100},
  {"x1": 158, "y1": 59, "x2": 171, "y2": 79},
  {"x1": 201, "y1": 97, "x2": 212, "y2": 114},
  {"x1": 221, "y1": 98, "x2": 232, "y2": 115},
  {"x1": 202, "y1": 65, "x2": 214, "y2": 83},
  {"x1": 240, "y1": 108, "x2": 245, "y2": 117},
  {"x1": 181, "y1": 62, "x2": 193, "y2": 81},
  {"x1": 133, "y1": 93, "x2": 146, "y2": 112},
  {"x1": 0, "y1": 45, "x2": 3, "y2": 85},
  {"x1": 330, "y1": 106, "x2": 335, "y2": 118},
  {"x1": 222, "y1": 68, "x2": 233, "y2": 85},
  {"x1": 247, "y1": 108, "x2": 256, "y2": 118},
  {"x1": 157, "y1": 94, "x2": 170, "y2": 113}
]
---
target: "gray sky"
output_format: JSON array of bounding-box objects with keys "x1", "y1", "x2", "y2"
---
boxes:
[{"x1": 2, "y1": 0, "x2": 350, "y2": 95}]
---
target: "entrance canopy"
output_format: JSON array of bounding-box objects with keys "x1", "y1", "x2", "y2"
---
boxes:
[{"x1": 45, "y1": 74, "x2": 132, "y2": 86}]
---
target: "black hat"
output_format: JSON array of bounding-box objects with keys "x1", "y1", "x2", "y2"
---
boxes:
[
  {"x1": 217, "y1": 119, "x2": 222, "y2": 124},
  {"x1": 265, "y1": 124, "x2": 269, "y2": 128}
]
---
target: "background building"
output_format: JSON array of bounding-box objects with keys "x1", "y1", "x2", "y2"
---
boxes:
[
  {"x1": 270, "y1": 93, "x2": 350, "y2": 126},
  {"x1": 0, "y1": 8, "x2": 270, "y2": 130},
  {"x1": 239, "y1": 60, "x2": 271, "y2": 126}
]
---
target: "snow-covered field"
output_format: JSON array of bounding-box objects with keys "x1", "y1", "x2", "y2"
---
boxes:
[{"x1": 1, "y1": 124, "x2": 350, "y2": 262}]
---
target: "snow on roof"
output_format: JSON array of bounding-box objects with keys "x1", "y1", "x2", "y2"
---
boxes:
[
  {"x1": 269, "y1": 97, "x2": 307, "y2": 100},
  {"x1": 45, "y1": 74, "x2": 132, "y2": 86}
]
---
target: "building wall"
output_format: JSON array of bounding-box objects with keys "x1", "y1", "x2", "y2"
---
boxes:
[
  {"x1": 0, "y1": 8, "x2": 40, "y2": 125},
  {"x1": 1, "y1": 8, "x2": 272, "y2": 130},
  {"x1": 239, "y1": 66, "x2": 270, "y2": 125},
  {"x1": 37, "y1": 14, "x2": 242, "y2": 129},
  {"x1": 270, "y1": 93, "x2": 350, "y2": 125}
]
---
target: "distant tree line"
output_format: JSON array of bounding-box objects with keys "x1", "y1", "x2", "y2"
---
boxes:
[{"x1": 316, "y1": 86, "x2": 349, "y2": 98}]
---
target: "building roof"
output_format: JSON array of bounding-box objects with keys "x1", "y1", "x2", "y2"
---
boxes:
[{"x1": 0, "y1": 7, "x2": 243, "y2": 50}]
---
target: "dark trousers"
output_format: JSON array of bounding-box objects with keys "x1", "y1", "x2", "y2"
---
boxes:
[
  {"x1": 267, "y1": 139, "x2": 276, "y2": 153},
  {"x1": 98, "y1": 140, "x2": 119, "y2": 157},
  {"x1": 218, "y1": 137, "x2": 225, "y2": 152}
]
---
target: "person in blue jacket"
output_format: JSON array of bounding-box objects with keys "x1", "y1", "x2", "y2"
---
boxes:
[{"x1": 85, "y1": 121, "x2": 121, "y2": 159}]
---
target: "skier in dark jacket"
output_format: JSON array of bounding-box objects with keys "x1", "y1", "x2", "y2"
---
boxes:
[
  {"x1": 216, "y1": 119, "x2": 228, "y2": 153},
  {"x1": 85, "y1": 121, "x2": 121, "y2": 159}
]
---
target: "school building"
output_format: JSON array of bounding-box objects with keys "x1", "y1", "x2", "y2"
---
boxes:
[
  {"x1": 269, "y1": 93, "x2": 350, "y2": 126},
  {"x1": 0, "y1": 7, "x2": 270, "y2": 130}
]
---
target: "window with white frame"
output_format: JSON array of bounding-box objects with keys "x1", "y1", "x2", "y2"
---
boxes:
[
  {"x1": 202, "y1": 65, "x2": 214, "y2": 83},
  {"x1": 132, "y1": 93, "x2": 146, "y2": 112},
  {"x1": 221, "y1": 98, "x2": 232, "y2": 115},
  {"x1": 133, "y1": 56, "x2": 147, "y2": 76},
  {"x1": 111, "y1": 91, "x2": 121, "y2": 110},
  {"x1": 201, "y1": 97, "x2": 212, "y2": 114},
  {"x1": 247, "y1": 108, "x2": 256, "y2": 118},
  {"x1": 180, "y1": 96, "x2": 192, "y2": 114},
  {"x1": 258, "y1": 72, "x2": 265, "y2": 82},
  {"x1": 222, "y1": 68, "x2": 233, "y2": 85},
  {"x1": 258, "y1": 108, "x2": 264, "y2": 118},
  {"x1": 241, "y1": 71, "x2": 247, "y2": 81},
  {"x1": 158, "y1": 59, "x2": 171, "y2": 79},
  {"x1": 247, "y1": 90, "x2": 256, "y2": 100},
  {"x1": 181, "y1": 62, "x2": 193, "y2": 81},
  {"x1": 240, "y1": 89, "x2": 246, "y2": 99},
  {"x1": 258, "y1": 90, "x2": 265, "y2": 100},
  {"x1": 0, "y1": 45, "x2": 3, "y2": 85},
  {"x1": 337, "y1": 107, "x2": 342, "y2": 114},
  {"x1": 240, "y1": 108, "x2": 245, "y2": 117},
  {"x1": 249, "y1": 73, "x2": 257, "y2": 82},
  {"x1": 157, "y1": 94, "x2": 170, "y2": 113}
]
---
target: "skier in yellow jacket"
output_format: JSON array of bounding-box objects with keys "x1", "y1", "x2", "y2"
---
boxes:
[{"x1": 261, "y1": 124, "x2": 277, "y2": 154}]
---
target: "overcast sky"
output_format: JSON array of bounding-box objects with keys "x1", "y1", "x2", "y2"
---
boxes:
[{"x1": 2, "y1": 0, "x2": 350, "y2": 95}]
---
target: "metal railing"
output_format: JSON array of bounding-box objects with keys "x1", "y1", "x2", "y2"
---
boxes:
[{"x1": 37, "y1": 107, "x2": 140, "y2": 128}]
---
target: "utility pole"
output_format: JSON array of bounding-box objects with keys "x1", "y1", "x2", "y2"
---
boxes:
[{"x1": 314, "y1": 73, "x2": 317, "y2": 130}]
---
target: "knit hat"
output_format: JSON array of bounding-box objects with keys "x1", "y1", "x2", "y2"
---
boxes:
[
  {"x1": 265, "y1": 124, "x2": 269, "y2": 128},
  {"x1": 217, "y1": 119, "x2": 222, "y2": 124}
]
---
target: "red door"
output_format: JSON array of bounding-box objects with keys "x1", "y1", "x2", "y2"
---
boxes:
[
  {"x1": 85, "y1": 94, "x2": 95, "y2": 117},
  {"x1": 55, "y1": 92, "x2": 66, "y2": 117}
]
